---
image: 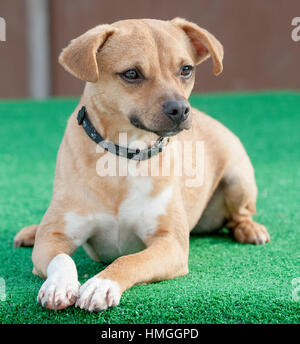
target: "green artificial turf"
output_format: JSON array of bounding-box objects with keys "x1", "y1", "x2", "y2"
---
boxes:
[{"x1": 0, "y1": 91, "x2": 299, "y2": 324}]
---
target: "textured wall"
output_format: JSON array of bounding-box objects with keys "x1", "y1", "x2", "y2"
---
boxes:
[
  {"x1": 0, "y1": 0, "x2": 299, "y2": 98},
  {"x1": 0, "y1": 0, "x2": 28, "y2": 97}
]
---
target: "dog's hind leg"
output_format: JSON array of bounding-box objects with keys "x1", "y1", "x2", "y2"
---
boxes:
[
  {"x1": 223, "y1": 154, "x2": 270, "y2": 245},
  {"x1": 13, "y1": 224, "x2": 38, "y2": 248}
]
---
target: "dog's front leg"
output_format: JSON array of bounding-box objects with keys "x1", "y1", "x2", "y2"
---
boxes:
[
  {"x1": 76, "y1": 224, "x2": 189, "y2": 312},
  {"x1": 36, "y1": 253, "x2": 80, "y2": 310},
  {"x1": 32, "y1": 208, "x2": 81, "y2": 310}
]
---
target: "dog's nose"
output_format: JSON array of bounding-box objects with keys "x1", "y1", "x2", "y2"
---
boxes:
[{"x1": 162, "y1": 100, "x2": 190, "y2": 124}]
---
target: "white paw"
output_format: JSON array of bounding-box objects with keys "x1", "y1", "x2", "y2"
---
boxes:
[
  {"x1": 76, "y1": 277, "x2": 121, "y2": 312},
  {"x1": 37, "y1": 275, "x2": 80, "y2": 310}
]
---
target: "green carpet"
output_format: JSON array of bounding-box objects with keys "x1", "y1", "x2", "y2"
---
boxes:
[{"x1": 0, "y1": 91, "x2": 299, "y2": 324}]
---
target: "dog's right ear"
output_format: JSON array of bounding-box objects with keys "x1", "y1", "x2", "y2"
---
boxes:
[
  {"x1": 59, "y1": 25, "x2": 117, "y2": 82},
  {"x1": 171, "y1": 18, "x2": 223, "y2": 75}
]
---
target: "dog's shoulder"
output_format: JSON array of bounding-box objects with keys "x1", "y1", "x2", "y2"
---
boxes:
[
  {"x1": 187, "y1": 107, "x2": 248, "y2": 161},
  {"x1": 180, "y1": 107, "x2": 239, "y2": 145}
]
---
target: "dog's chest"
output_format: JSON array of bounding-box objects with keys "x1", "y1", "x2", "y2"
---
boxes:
[{"x1": 65, "y1": 177, "x2": 173, "y2": 263}]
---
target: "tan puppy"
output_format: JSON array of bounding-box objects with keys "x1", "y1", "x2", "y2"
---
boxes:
[{"x1": 14, "y1": 18, "x2": 270, "y2": 312}]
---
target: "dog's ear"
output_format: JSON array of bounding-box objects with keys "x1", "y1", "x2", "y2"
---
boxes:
[
  {"x1": 171, "y1": 17, "x2": 224, "y2": 75},
  {"x1": 59, "y1": 25, "x2": 117, "y2": 82}
]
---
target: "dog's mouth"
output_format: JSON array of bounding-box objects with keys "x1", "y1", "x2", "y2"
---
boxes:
[
  {"x1": 154, "y1": 128, "x2": 182, "y2": 137},
  {"x1": 130, "y1": 116, "x2": 190, "y2": 137}
]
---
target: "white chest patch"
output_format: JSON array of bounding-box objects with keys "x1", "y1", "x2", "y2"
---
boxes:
[{"x1": 65, "y1": 177, "x2": 173, "y2": 263}]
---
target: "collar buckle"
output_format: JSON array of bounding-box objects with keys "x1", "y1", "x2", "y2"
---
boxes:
[{"x1": 77, "y1": 106, "x2": 86, "y2": 125}]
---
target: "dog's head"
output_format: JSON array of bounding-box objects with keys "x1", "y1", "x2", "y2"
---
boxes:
[{"x1": 59, "y1": 18, "x2": 223, "y2": 137}]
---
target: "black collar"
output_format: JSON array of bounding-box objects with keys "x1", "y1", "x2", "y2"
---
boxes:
[{"x1": 77, "y1": 106, "x2": 168, "y2": 161}]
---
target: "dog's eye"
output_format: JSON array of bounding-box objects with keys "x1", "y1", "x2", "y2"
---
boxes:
[
  {"x1": 180, "y1": 65, "x2": 194, "y2": 79},
  {"x1": 124, "y1": 70, "x2": 138, "y2": 79},
  {"x1": 120, "y1": 69, "x2": 143, "y2": 83}
]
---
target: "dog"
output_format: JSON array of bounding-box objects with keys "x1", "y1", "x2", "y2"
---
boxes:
[{"x1": 14, "y1": 18, "x2": 270, "y2": 312}]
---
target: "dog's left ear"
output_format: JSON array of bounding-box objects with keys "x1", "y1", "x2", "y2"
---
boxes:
[
  {"x1": 171, "y1": 18, "x2": 224, "y2": 75},
  {"x1": 59, "y1": 25, "x2": 118, "y2": 82}
]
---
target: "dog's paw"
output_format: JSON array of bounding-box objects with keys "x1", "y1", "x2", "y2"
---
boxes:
[
  {"x1": 76, "y1": 276, "x2": 121, "y2": 312},
  {"x1": 37, "y1": 276, "x2": 80, "y2": 310},
  {"x1": 13, "y1": 225, "x2": 38, "y2": 247},
  {"x1": 233, "y1": 220, "x2": 270, "y2": 245}
]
